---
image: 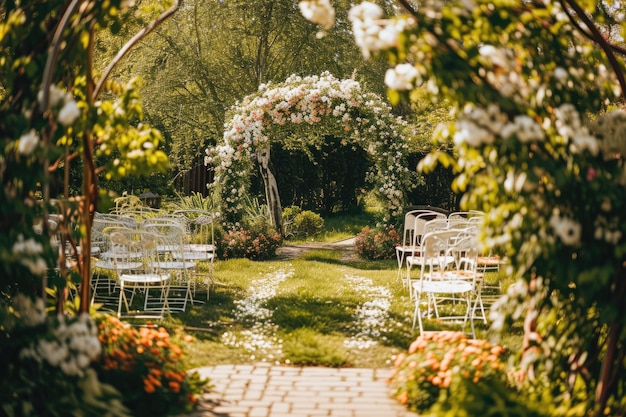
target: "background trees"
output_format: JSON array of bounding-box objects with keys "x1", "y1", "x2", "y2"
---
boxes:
[
  {"x1": 95, "y1": 0, "x2": 461, "y2": 215},
  {"x1": 97, "y1": 0, "x2": 391, "y2": 177}
]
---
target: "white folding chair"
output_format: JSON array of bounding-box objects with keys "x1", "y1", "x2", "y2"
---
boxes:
[
  {"x1": 108, "y1": 228, "x2": 171, "y2": 320},
  {"x1": 404, "y1": 213, "x2": 449, "y2": 292},
  {"x1": 395, "y1": 210, "x2": 446, "y2": 282},
  {"x1": 410, "y1": 229, "x2": 481, "y2": 338},
  {"x1": 143, "y1": 219, "x2": 197, "y2": 312},
  {"x1": 173, "y1": 209, "x2": 218, "y2": 301}
]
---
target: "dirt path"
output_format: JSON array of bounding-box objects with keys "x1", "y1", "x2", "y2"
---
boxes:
[{"x1": 274, "y1": 237, "x2": 357, "y2": 262}]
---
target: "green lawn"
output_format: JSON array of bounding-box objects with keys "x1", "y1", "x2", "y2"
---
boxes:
[
  {"x1": 149, "y1": 248, "x2": 517, "y2": 371},
  {"x1": 96, "y1": 211, "x2": 521, "y2": 371}
]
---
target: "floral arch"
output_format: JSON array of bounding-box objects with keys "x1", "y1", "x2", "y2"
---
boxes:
[{"x1": 206, "y1": 72, "x2": 412, "y2": 230}]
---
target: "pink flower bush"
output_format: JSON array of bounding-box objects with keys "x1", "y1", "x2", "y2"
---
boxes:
[
  {"x1": 217, "y1": 222, "x2": 282, "y2": 261},
  {"x1": 353, "y1": 225, "x2": 400, "y2": 260}
]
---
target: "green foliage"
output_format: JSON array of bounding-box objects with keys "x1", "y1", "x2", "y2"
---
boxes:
[
  {"x1": 0, "y1": 1, "x2": 171, "y2": 295},
  {"x1": 272, "y1": 136, "x2": 371, "y2": 215},
  {"x1": 323, "y1": 0, "x2": 626, "y2": 414},
  {"x1": 429, "y1": 373, "x2": 550, "y2": 417},
  {"x1": 285, "y1": 208, "x2": 325, "y2": 240},
  {"x1": 97, "y1": 0, "x2": 390, "y2": 176},
  {"x1": 353, "y1": 225, "x2": 400, "y2": 260},
  {"x1": 166, "y1": 191, "x2": 220, "y2": 213},
  {"x1": 94, "y1": 315, "x2": 210, "y2": 417},
  {"x1": 0, "y1": 296, "x2": 129, "y2": 417}
]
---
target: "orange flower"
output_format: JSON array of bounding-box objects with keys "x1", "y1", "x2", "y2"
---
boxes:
[
  {"x1": 166, "y1": 371, "x2": 185, "y2": 382},
  {"x1": 397, "y1": 390, "x2": 409, "y2": 404},
  {"x1": 169, "y1": 381, "x2": 181, "y2": 393},
  {"x1": 144, "y1": 379, "x2": 156, "y2": 394}
]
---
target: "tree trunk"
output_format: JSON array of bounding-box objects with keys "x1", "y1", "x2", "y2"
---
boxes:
[{"x1": 257, "y1": 146, "x2": 283, "y2": 235}]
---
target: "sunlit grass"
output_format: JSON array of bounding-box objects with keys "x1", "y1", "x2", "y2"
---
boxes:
[
  {"x1": 154, "y1": 251, "x2": 522, "y2": 370},
  {"x1": 101, "y1": 213, "x2": 521, "y2": 371}
]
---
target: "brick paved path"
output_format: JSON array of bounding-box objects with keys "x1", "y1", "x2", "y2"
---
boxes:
[{"x1": 182, "y1": 363, "x2": 419, "y2": 417}]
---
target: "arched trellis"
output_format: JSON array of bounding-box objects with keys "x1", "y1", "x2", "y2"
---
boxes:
[{"x1": 206, "y1": 72, "x2": 412, "y2": 231}]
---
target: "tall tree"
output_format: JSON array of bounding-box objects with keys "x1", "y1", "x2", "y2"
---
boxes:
[{"x1": 98, "y1": 0, "x2": 390, "y2": 175}]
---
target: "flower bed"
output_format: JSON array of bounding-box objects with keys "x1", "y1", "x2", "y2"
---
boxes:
[
  {"x1": 95, "y1": 315, "x2": 209, "y2": 417},
  {"x1": 389, "y1": 331, "x2": 506, "y2": 413}
]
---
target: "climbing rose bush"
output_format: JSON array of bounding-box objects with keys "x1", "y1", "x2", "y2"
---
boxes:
[{"x1": 206, "y1": 72, "x2": 412, "y2": 225}]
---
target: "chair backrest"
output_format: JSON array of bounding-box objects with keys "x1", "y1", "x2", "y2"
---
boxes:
[
  {"x1": 420, "y1": 217, "x2": 449, "y2": 237},
  {"x1": 419, "y1": 229, "x2": 478, "y2": 275},
  {"x1": 402, "y1": 210, "x2": 436, "y2": 246},
  {"x1": 93, "y1": 214, "x2": 139, "y2": 252},
  {"x1": 173, "y1": 209, "x2": 218, "y2": 246},
  {"x1": 408, "y1": 211, "x2": 447, "y2": 248},
  {"x1": 107, "y1": 228, "x2": 165, "y2": 274},
  {"x1": 445, "y1": 232, "x2": 480, "y2": 281},
  {"x1": 143, "y1": 220, "x2": 187, "y2": 256}
]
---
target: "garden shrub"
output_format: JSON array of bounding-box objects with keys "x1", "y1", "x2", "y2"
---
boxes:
[
  {"x1": 283, "y1": 206, "x2": 324, "y2": 239},
  {"x1": 94, "y1": 315, "x2": 209, "y2": 417},
  {"x1": 353, "y1": 225, "x2": 400, "y2": 260},
  {"x1": 0, "y1": 295, "x2": 129, "y2": 417},
  {"x1": 293, "y1": 210, "x2": 325, "y2": 239},
  {"x1": 217, "y1": 220, "x2": 282, "y2": 260},
  {"x1": 282, "y1": 205, "x2": 302, "y2": 239},
  {"x1": 387, "y1": 331, "x2": 545, "y2": 416}
]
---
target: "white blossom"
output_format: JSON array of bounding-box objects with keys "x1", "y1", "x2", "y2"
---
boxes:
[
  {"x1": 10, "y1": 293, "x2": 47, "y2": 327},
  {"x1": 569, "y1": 132, "x2": 599, "y2": 156},
  {"x1": 349, "y1": 2, "x2": 400, "y2": 59},
  {"x1": 348, "y1": 1, "x2": 383, "y2": 22},
  {"x1": 549, "y1": 213, "x2": 582, "y2": 246},
  {"x1": 20, "y1": 257, "x2": 48, "y2": 275},
  {"x1": 501, "y1": 115, "x2": 545, "y2": 143},
  {"x1": 554, "y1": 67, "x2": 568, "y2": 83},
  {"x1": 555, "y1": 103, "x2": 583, "y2": 141},
  {"x1": 503, "y1": 170, "x2": 527, "y2": 193},
  {"x1": 298, "y1": 0, "x2": 335, "y2": 30},
  {"x1": 58, "y1": 99, "x2": 80, "y2": 126},
  {"x1": 384, "y1": 64, "x2": 421, "y2": 91},
  {"x1": 454, "y1": 120, "x2": 494, "y2": 147},
  {"x1": 19, "y1": 313, "x2": 101, "y2": 377},
  {"x1": 590, "y1": 109, "x2": 626, "y2": 158},
  {"x1": 17, "y1": 129, "x2": 40, "y2": 155},
  {"x1": 479, "y1": 45, "x2": 514, "y2": 71},
  {"x1": 37, "y1": 84, "x2": 64, "y2": 108}
]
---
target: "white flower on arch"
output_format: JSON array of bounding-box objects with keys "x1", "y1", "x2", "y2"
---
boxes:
[{"x1": 208, "y1": 72, "x2": 411, "y2": 224}]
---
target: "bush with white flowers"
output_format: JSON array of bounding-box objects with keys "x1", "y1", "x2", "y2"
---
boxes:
[
  {"x1": 0, "y1": 294, "x2": 129, "y2": 416},
  {"x1": 1, "y1": 2, "x2": 177, "y2": 417},
  {"x1": 207, "y1": 71, "x2": 412, "y2": 225},
  {"x1": 301, "y1": 0, "x2": 626, "y2": 415}
]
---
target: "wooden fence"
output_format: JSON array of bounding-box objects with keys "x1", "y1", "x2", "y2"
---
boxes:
[{"x1": 173, "y1": 155, "x2": 214, "y2": 196}]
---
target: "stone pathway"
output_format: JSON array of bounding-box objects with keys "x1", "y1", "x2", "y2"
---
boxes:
[{"x1": 183, "y1": 363, "x2": 418, "y2": 417}]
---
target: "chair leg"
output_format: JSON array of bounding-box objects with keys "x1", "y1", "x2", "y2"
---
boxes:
[{"x1": 412, "y1": 294, "x2": 424, "y2": 335}]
